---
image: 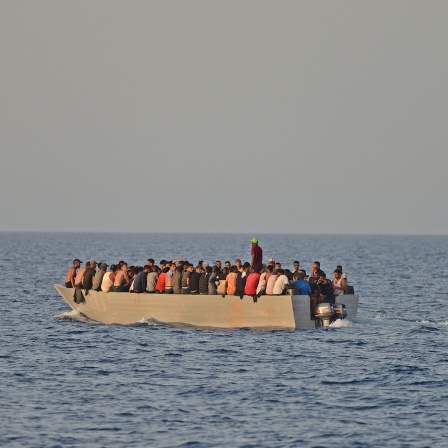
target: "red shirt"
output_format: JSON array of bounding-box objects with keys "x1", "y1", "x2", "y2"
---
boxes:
[
  {"x1": 155, "y1": 272, "x2": 166, "y2": 292},
  {"x1": 251, "y1": 244, "x2": 263, "y2": 269},
  {"x1": 245, "y1": 272, "x2": 261, "y2": 295}
]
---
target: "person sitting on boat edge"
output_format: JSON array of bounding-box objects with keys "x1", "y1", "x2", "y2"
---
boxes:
[
  {"x1": 318, "y1": 271, "x2": 335, "y2": 304},
  {"x1": 235, "y1": 262, "x2": 251, "y2": 299},
  {"x1": 155, "y1": 266, "x2": 170, "y2": 293},
  {"x1": 199, "y1": 266, "x2": 211, "y2": 295},
  {"x1": 146, "y1": 265, "x2": 158, "y2": 294},
  {"x1": 132, "y1": 265, "x2": 151, "y2": 293},
  {"x1": 332, "y1": 268, "x2": 347, "y2": 296},
  {"x1": 272, "y1": 269, "x2": 289, "y2": 296},
  {"x1": 181, "y1": 264, "x2": 193, "y2": 294},
  {"x1": 256, "y1": 264, "x2": 268, "y2": 297},
  {"x1": 208, "y1": 266, "x2": 220, "y2": 295},
  {"x1": 265, "y1": 267, "x2": 278, "y2": 296},
  {"x1": 81, "y1": 260, "x2": 97, "y2": 295},
  {"x1": 245, "y1": 265, "x2": 262, "y2": 302},
  {"x1": 291, "y1": 271, "x2": 311, "y2": 296},
  {"x1": 65, "y1": 259, "x2": 81, "y2": 288},
  {"x1": 74, "y1": 261, "x2": 89, "y2": 289},
  {"x1": 112, "y1": 262, "x2": 131, "y2": 292},
  {"x1": 92, "y1": 262, "x2": 108, "y2": 291},
  {"x1": 189, "y1": 265, "x2": 202, "y2": 295},
  {"x1": 101, "y1": 264, "x2": 117, "y2": 292},
  {"x1": 225, "y1": 266, "x2": 238, "y2": 296},
  {"x1": 172, "y1": 265, "x2": 183, "y2": 294}
]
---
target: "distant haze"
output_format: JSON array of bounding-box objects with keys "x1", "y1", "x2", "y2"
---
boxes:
[{"x1": 1, "y1": 1, "x2": 447, "y2": 234}]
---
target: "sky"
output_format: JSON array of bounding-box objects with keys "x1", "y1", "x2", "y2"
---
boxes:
[{"x1": 1, "y1": 1, "x2": 447, "y2": 234}]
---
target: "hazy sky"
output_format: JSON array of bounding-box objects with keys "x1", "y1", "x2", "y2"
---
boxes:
[{"x1": 1, "y1": 1, "x2": 447, "y2": 234}]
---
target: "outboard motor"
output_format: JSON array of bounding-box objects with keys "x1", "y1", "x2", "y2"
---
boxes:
[
  {"x1": 332, "y1": 303, "x2": 347, "y2": 322},
  {"x1": 314, "y1": 303, "x2": 334, "y2": 328}
]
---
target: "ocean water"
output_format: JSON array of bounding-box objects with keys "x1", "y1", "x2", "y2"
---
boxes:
[{"x1": 1, "y1": 232, "x2": 448, "y2": 447}]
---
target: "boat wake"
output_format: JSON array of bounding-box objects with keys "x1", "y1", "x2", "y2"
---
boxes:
[
  {"x1": 54, "y1": 310, "x2": 98, "y2": 324},
  {"x1": 329, "y1": 318, "x2": 353, "y2": 328}
]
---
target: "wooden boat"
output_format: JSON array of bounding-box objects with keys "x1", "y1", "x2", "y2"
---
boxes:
[{"x1": 54, "y1": 284, "x2": 359, "y2": 330}]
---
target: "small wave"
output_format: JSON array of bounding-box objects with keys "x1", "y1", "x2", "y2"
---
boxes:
[
  {"x1": 329, "y1": 319, "x2": 353, "y2": 328},
  {"x1": 54, "y1": 310, "x2": 97, "y2": 324}
]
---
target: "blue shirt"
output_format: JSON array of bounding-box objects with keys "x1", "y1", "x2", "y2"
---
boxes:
[{"x1": 291, "y1": 279, "x2": 311, "y2": 295}]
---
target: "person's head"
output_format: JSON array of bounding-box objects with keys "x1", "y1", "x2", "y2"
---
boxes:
[
  {"x1": 222, "y1": 267, "x2": 229, "y2": 276},
  {"x1": 143, "y1": 265, "x2": 151, "y2": 273},
  {"x1": 73, "y1": 259, "x2": 82, "y2": 268},
  {"x1": 215, "y1": 260, "x2": 222, "y2": 269},
  {"x1": 110, "y1": 264, "x2": 117, "y2": 273},
  {"x1": 127, "y1": 269, "x2": 134, "y2": 278},
  {"x1": 162, "y1": 266, "x2": 170, "y2": 274},
  {"x1": 254, "y1": 265, "x2": 262, "y2": 274},
  {"x1": 176, "y1": 265, "x2": 183, "y2": 273},
  {"x1": 89, "y1": 260, "x2": 97, "y2": 268},
  {"x1": 224, "y1": 261, "x2": 231, "y2": 269},
  {"x1": 319, "y1": 271, "x2": 327, "y2": 283},
  {"x1": 243, "y1": 262, "x2": 251, "y2": 272},
  {"x1": 309, "y1": 276, "x2": 315, "y2": 284},
  {"x1": 334, "y1": 268, "x2": 342, "y2": 279},
  {"x1": 293, "y1": 260, "x2": 300, "y2": 271},
  {"x1": 336, "y1": 265, "x2": 342, "y2": 271},
  {"x1": 195, "y1": 265, "x2": 203, "y2": 273},
  {"x1": 277, "y1": 268, "x2": 285, "y2": 276},
  {"x1": 121, "y1": 263, "x2": 128, "y2": 271},
  {"x1": 212, "y1": 266, "x2": 220, "y2": 274},
  {"x1": 230, "y1": 265, "x2": 238, "y2": 273},
  {"x1": 99, "y1": 262, "x2": 108, "y2": 271},
  {"x1": 313, "y1": 269, "x2": 320, "y2": 279},
  {"x1": 313, "y1": 261, "x2": 320, "y2": 269},
  {"x1": 147, "y1": 258, "x2": 154, "y2": 267},
  {"x1": 206, "y1": 266, "x2": 212, "y2": 274},
  {"x1": 266, "y1": 265, "x2": 274, "y2": 273},
  {"x1": 268, "y1": 258, "x2": 275, "y2": 266},
  {"x1": 187, "y1": 264, "x2": 194, "y2": 272},
  {"x1": 274, "y1": 262, "x2": 281, "y2": 270},
  {"x1": 235, "y1": 259, "x2": 242, "y2": 268},
  {"x1": 293, "y1": 271, "x2": 300, "y2": 280},
  {"x1": 250, "y1": 237, "x2": 258, "y2": 245},
  {"x1": 170, "y1": 263, "x2": 176, "y2": 271},
  {"x1": 159, "y1": 260, "x2": 167, "y2": 268}
]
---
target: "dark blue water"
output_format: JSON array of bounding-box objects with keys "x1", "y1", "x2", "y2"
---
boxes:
[{"x1": 1, "y1": 233, "x2": 448, "y2": 447}]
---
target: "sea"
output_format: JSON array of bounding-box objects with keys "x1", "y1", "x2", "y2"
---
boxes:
[{"x1": 1, "y1": 232, "x2": 447, "y2": 447}]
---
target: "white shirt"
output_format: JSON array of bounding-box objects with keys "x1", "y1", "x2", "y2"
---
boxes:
[{"x1": 273, "y1": 275, "x2": 289, "y2": 295}]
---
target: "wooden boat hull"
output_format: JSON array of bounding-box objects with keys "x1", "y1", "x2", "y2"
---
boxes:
[{"x1": 54, "y1": 285, "x2": 358, "y2": 330}]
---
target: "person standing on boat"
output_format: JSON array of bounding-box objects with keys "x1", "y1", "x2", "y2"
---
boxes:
[
  {"x1": 65, "y1": 259, "x2": 81, "y2": 288},
  {"x1": 250, "y1": 238, "x2": 263, "y2": 271}
]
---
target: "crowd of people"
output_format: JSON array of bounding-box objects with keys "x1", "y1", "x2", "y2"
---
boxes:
[{"x1": 64, "y1": 238, "x2": 348, "y2": 305}]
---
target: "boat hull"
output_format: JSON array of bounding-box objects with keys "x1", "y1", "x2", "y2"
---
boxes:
[{"x1": 54, "y1": 285, "x2": 358, "y2": 330}]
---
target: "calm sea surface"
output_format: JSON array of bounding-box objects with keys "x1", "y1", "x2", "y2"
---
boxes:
[{"x1": 1, "y1": 233, "x2": 448, "y2": 447}]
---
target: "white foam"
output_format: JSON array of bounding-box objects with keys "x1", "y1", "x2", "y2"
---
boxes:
[
  {"x1": 329, "y1": 318, "x2": 353, "y2": 328},
  {"x1": 137, "y1": 317, "x2": 163, "y2": 326},
  {"x1": 54, "y1": 310, "x2": 97, "y2": 323}
]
